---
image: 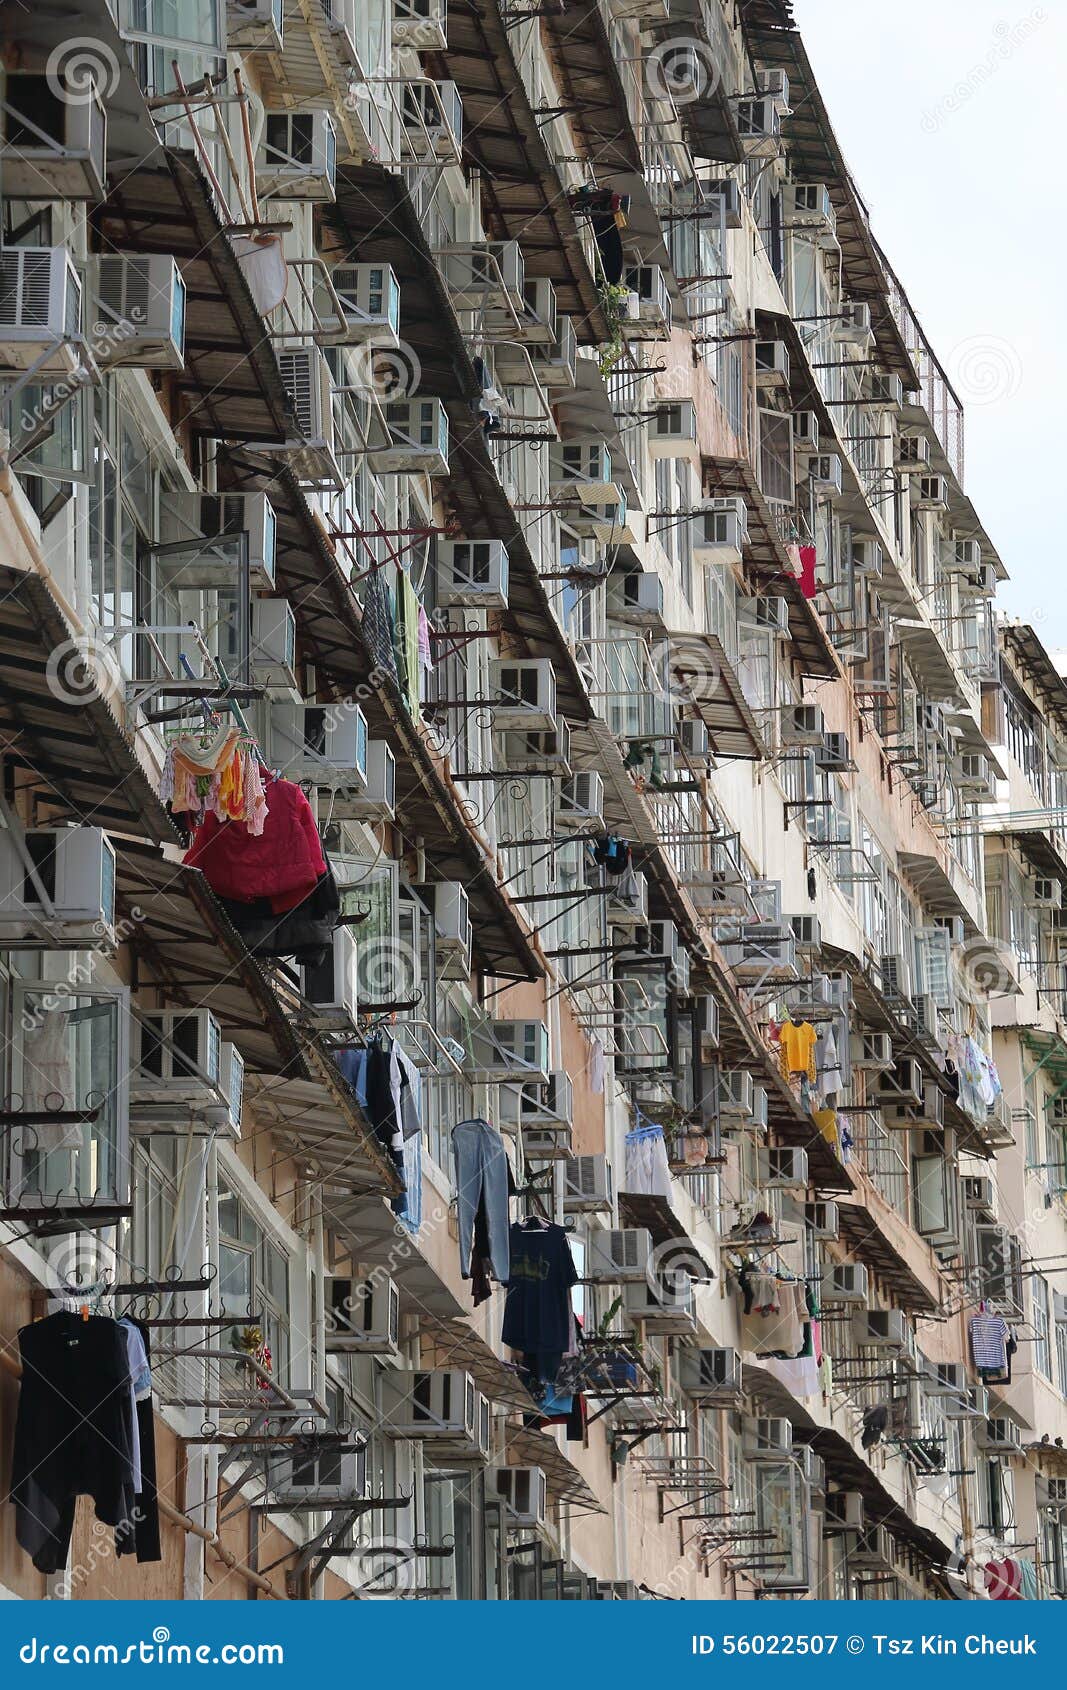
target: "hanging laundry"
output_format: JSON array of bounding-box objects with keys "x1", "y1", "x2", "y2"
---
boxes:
[
  {"x1": 452, "y1": 1117, "x2": 511, "y2": 1304},
  {"x1": 416, "y1": 604, "x2": 434, "y2": 704},
  {"x1": 503, "y1": 1218, "x2": 578, "y2": 1389},
  {"x1": 161, "y1": 727, "x2": 268, "y2": 836},
  {"x1": 969, "y1": 1309, "x2": 1010, "y2": 1377},
  {"x1": 779, "y1": 1018, "x2": 817, "y2": 1082},
  {"x1": 361, "y1": 567, "x2": 399, "y2": 686},
  {"x1": 185, "y1": 775, "x2": 325, "y2": 910},
  {"x1": 624, "y1": 1120, "x2": 672, "y2": 1197},
  {"x1": 797, "y1": 544, "x2": 818, "y2": 600},
  {"x1": 115, "y1": 1316, "x2": 162, "y2": 1564},
  {"x1": 816, "y1": 1022, "x2": 845, "y2": 1097}
]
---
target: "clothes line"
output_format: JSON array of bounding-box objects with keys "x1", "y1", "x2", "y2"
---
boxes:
[{"x1": 0, "y1": 1346, "x2": 279, "y2": 1599}]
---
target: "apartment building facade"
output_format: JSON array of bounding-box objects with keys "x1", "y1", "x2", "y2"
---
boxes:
[{"x1": 0, "y1": 0, "x2": 1060, "y2": 1602}]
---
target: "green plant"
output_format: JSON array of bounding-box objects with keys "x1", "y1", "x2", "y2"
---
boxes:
[{"x1": 597, "y1": 281, "x2": 632, "y2": 374}]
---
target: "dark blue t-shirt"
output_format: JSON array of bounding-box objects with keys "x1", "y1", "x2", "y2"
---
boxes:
[{"x1": 502, "y1": 1222, "x2": 578, "y2": 1355}]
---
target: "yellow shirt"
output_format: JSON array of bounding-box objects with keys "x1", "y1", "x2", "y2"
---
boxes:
[{"x1": 779, "y1": 1019, "x2": 817, "y2": 1081}]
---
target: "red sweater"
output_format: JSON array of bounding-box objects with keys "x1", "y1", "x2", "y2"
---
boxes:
[{"x1": 184, "y1": 777, "x2": 326, "y2": 911}]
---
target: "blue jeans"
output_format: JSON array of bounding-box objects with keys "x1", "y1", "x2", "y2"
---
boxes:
[{"x1": 451, "y1": 1118, "x2": 510, "y2": 1284}]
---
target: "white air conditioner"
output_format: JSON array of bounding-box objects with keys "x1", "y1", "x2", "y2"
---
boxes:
[
  {"x1": 852, "y1": 537, "x2": 883, "y2": 576},
  {"x1": 924, "y1": 1360, "x2": 967, "y2": 1397},
  {"x1": 792, "y1": 410, "x2": 820, "y2": 452},
  {"x1": 521, "y1": 1070, "x2": 574, "y2": 1130},
  {"x1": 563, "y1": 1154, "x2": 613, "y2": 1213},
  {"x1": 876, "y1": 1055, "x2": 923, "y2": 1106},
  {"x1": 677, "y1": 1346, "x2": 742, "y2": 1399},
  {"x1": 962, "y1": 1174, "x2": 996, "y2": 1220},
  {"x1": 850, "y1": 1030, "x2": 893, "y2": 1071},
  {"x1": 607, "y1": 571, "x2": 666, "y2": 628},
  {"x1": 85, "y1": 255, "x2": 185, "y2": 371},
  {"x1": 751, "y1": 1083, "x2": 770, "y2": 1130},
  {"x1": 0, "y1": 827, "x2": 116, "y2": 947},
  {"x1": 624, "y1": 1272, "x2": 696, "y2": 1334},
  {"x1": 517, "y1": 277, "x2": 558, "y2": 345},
  {"x1": 373, "y1": 398, "x2": 449, "y2": 477},
  {"x1": 695, "y1": 993, "x2": 720, "y2": 1051},
  {"x1": 490, "y1": 659, "x2": 557, "y2": 732},
  {"x1": 333, "y1": 739, "x2": 396, "y2": 823},
  {"x1": 757, "y1": 1147, "x2": 808, "y2": 1190},
  {"x1": 787, "y1": 183, "x2": 836, "y2": 241},
  {"x1": 586, "y1": 1227, "x2": 653, "y2": 1282},
  {"x1": 392, "y1": 0, "x2": 448, "y2": 48},
  {"x1": 622, "y1": 264, "x2": 671, "y2": 334},
  {"x1": 976, "y1": 1416, "x2": 1024, "y2": 1454},
  {"x1": 868, "y1": 372, "x2": 904, "y2": 408},
  {"x1": 267, "y1": 1437, "x2": 367, "y2": 1508},
  {"x1": 250, "y1": 598, "x2": 298, "y2": 693},
  {"x1": 439, "y1": 241, "x2": 524, "y2": 310},
  {"x1": 833, "y1": 301, "x2": 872, "y2": 344},
  {"x1": 739, "y1": 595, "x2": 790, "y2": 636},
  {"x1": 521, "y1": 1121, "x2": 573, "y2": 1160},
  {"x1": 325, "y1": 1275, "x2": 400, "y2": 1355},
  {"x1": 530, "y1": 312, "x2": 577, "y2": 387},
  {"x1": 649, "y1": 399, "x2": 698, "y2": 458},
  {"x1": 917, "y1": 475, "x2": 949, "y2": 509},
  {"x1": 852, "y1": 1309, "x2": 907, "y2": 1348},
  {"x1": 433, "y1": 882, "x2": 472, "y2": 978},
  {"x1": 558, "y1": 771, "x2": 605, "y2": 833},
  {"x1": 851, "y1": 1524, "x2": 895, "y2": 1573},
  {"x1": 789, "y1": 915, "x2": 821, "y2": 950},
  {"x1": 809, "y1": 453, "x2": 843, "y2": 495},
  {"x1": 950, "y1": 537, "x2": 983, "y2": 573},
  {"x1": 781, "y1": 703, "x2": 824, "y2": 746},
  {"x1": 502, "y1": 721, "x2": 571, "y2": 777},
  {"x1": 472, "y1": 1019, "x2": 549, "y2": 1082},
  {"x1": 754, "y1": 339, "x2": 790, "y2": 388},
  {"x1": 824, "y1": 1490, "x2": 864, "y2": 1533},
  {"x1": 258, "y1": 111, "x2": 336, "y2": 200},
  {"x1": 381, "y1": 1369, "x2": 486, "y2": 1456},
  {"x1": 438, "y1": 539, "x2": 509, "y2": 608},
  {"x1": 0, "y1": 247, "x2": 85, "y2": 376},
  {"x1": 491, "y1": 1466, "x2": 547, "y2": 1527},
  {"x1": 690, "y1": 498, "x2": 749, "y2": 565},
  {"x1": 722, "y1": 930, "x2": 797, "y2": 981},
  {"x1": 1028, "y1": 876, "x2": 1061, "y2": 910},
  {"x1": 814, "y1": 730, "x2": 850, "y2": 770},
  {"x1": 944, "y1": 1383, "x2": 988, "y2": 1421},
  {"x1": 129, "y1": 1009, "x2": 230, "y2": 1130},
  {"x1": 400, "y1": 80, "x2": 463, "y2": 163},
  {"x1": 705, "y1": 178, "x2": 743, "y2": 227},
  {"x1": 326, "y1": 263, "x2": 401, "y2": 346},
  {"x1": 269, "y1": 701, "x2": 369, "y2": 789},
  {"x1": 549, "y1": 441, "x2": 617, "y2": 502},
  {"x1": 2, "y1": 73, "x2": 107, "y2": 200},
  {"x1": 158, "y1": 491, "x2": 278, "y2": 590},
  {"x1": 737, "y1": 96, "x2": 782, "y2": 157},
  {"x1": 275, "y1": 346, "x2": 338, "y2": 486},
  {"x1": 679, "y1": 718, "x2": 710, "y2": 758},
  {"x1": 821, "y1": 1263, "x2": 868, "y2": 1304},
  {"x1": 742, "y1": 1415, "x2": 793, "y2": 1460},
  {"x1": 805, "y1": 1200, "x2": 839, "y2": 1240},
  {"x1": 952, "y1": 752, "x2": 994, "y2": 796},
  {"x1": 298, "y1": 926, "x2": 359, "y2": 1029},
  {"x1": 717, "y1": 1070, "x2": 755, "y2": 1119},
  {"x1": 896, "y1": 433, "x2": 931, "y2": 471}
]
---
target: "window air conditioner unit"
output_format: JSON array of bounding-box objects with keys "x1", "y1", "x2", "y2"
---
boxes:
[
  {"x1": 756, "y1": 68, "x2": 791, "y2": 109},
  {"x1": 275, "y1": 346, "x2": 339, "y2": 486},
  {"x1": 159, "y1": 491, "x2": 278, "y2": 590},
  {"x1": 852, "y1": 537, "x2": 884, "y2": 576},
  {"x1": 852, "y1": 1309, "x2": 907, "y2": 1348},
  {"x1": 490, "y1": 659, "x2": 557, "y2": 732},
  {"x1": 722, "y1": 930, "x2": 797, "y2": 981},
  {"x1": 392, "y1": 0, "x2": 448, "y2": 49},
  {"x1": 782, "y1": 703, "x2": 824, "y2": 746},
  {"x1": 400, "y1": 80, "x2": 464, "y2": 163},
  {"x1": 266, "y1": 1437, "x2": 367, "y2": 1508},
  {"x1": 805, "y1": 1200, "x2": 839, "y2": 1240},
  {"x1": 586, "y1": 1227, "x2": 653, "y2": 1283},
  {"x1": 519, "y1": 1068, "x2": 573, "y2": 1132},
  {"x1": 917, "y1": 475, "x2": 949, "y2": 509},
  {"x1": 824, "y1": 1490, "x2": 864, "y2": 1533},
  {"x1": 622, "y1": 265, "x2": 671, "y2": 334},
  {"x1": 677, "y1": 1346, "x2": 742, "y2": 1400},
  {"x1": 521, "y1": 1120, "x2": 573, "y2": 1160},
  {"x1": 787, "y1": 183, "x2": 836, "y2": 240},
  {"x1": 754, "y1": 339, "x2": 790, "y2": 388},
  {"x1": 691, "y1": 498, "x2": 748, "y2": 565},
  {"x1": 299, "y1": 926, "x2": 359, "y2": 1029},
  {"x1": 886, "y1": 1080, "x2": 943, "y2": 1129},
  {"x1": 833, "y1": 301, "x2": 873, "y2": 344},
  {"x1": 924, "y1": 1360, "x2": 967, "y2": 1397},
  {"x1": 268, "y1": 701, "x2": 369, "y2": 789},
  {"x1": 558, "y1": 771, "x2": 605, "y2": 833},
  {"x1": 326, "y1": 1275, "x2": 400, "y2": 1355},
  {"x1": 950, "y1": 537, "x2": 982, "y2": 573},
  {"x1": 518, "y1": 277, "x2": 558, "y2": 346},
  {"x1": 879, "y1": 952, "x2": 907, "y2": 998},
  {"x1": 739, "y1": 594, "x2": 790, "y2": 636},
  {"x1": 129, "y1": 1009, "x2": 232, "y2": 1131},
  {"x1": 624, "y1": 1272, "x2": 696, "y2": 1334},
  {"x1": 530, "y1": 312, "x2": 577, "y2": 387},
  {"x1": 809, "y1": 453, "x2": 843, "y2": 494},
  {"x1": 737, "y1": 97, "x2": 782, "y2": 157},
  {"x1": 333, "y1": 738, "x2": 396, "y2": 824},
  {"x1": 814, "y1": 730, "x2": 850, "y2": 770},
  {"x1": 84, "y1": 254, "x2": 186, "y2": 370},
  {"x1": 258, "y1": 110, "x2": 336, "y2": 200},
  {"x1": 705, "y1": 178, "x2": 743, "y2": 228},
  {"x1": 789, "y1": 914, "x2": 821, "y2": 950},
  {"x1": 868, "y1": 372, "x2": 904, "y2": 408},
  {"x1": 679, "y1": 718, "x2": 710, "y2": 758},
  {"x1": 437, "y1": 538, "x2": 509, "y2": 608},
  {"x1": 792, "y1": 410, "x2": 820, "y2": 452},
  {"x1": 563, "y1": 1154, "x2": 613, "y2": 1213},
  {"x1": 607, "y1": 571, "x2": 666, "y2": 628},
  {"x1": 821, "y1": 1263, "x2": 868, "y2": 1304},
  {"x1": 742, "y1": 1416, "x2": 793, "y2": 1460},
  {"x1": 944, "y1": 1384, "x2": 988, "y2": 1421},
  {"x1": 372, "y1": 398, "x2": 449, "y2": 477},
  {"x1": 491, "y1": 1466, "x2": 547, "y2": 1528},
  {"x1": 966, "y1": 560, "x2": 997, "y2": 597},
  {"x1": 976, "y1": 1416, "x2": 1024, "y2": 1454},
  {"x1": 895, "y1": 433, "x2": 931, "y2": 471},
  {"x1": 877, "y1": 1055, "x2": 923, "y2": 1105},
  {"x1": 952, "y1": 753, "x2": 994, "y2": 797},
  {"x1": 1, "y1": 72, "x2": 107, "y2": 201},
  {"x1": 1029, "y1": 876, "x2": 1061, "y2": 910},
  {"x1": 250, "y1": 598, "x2": 298, "y2": 693},
  {"x1": 473, "y1": 1019, "x2": 550, "y2": 1082},
  {"x1": 0, "y1": 827, "x2": 116, "y2": 947},
  {"x1": 962, "y1": 1174, "x2": 996, "y2": 1220},
  {"x1": 649, "y1": 399, "x2": 698, "y2": 458},
  {"x1": 381, "y1": 1370, "x2": 488, "y2": 1457},
  {"x1": 851, "y1": 1525, "x2": 895, "y2": 1573},
  {"x1": 695, "y1": 993, "x2": 720, "y2": 1052},
  {"x1": 326, "y1": 263, "x2": 401, "y2": 346},
  {"x1": 850, "y1": 1030, "x2": 893, "y2": 1071},
  {"x1": 757, "y1": 1147, "x2": 808, "y2": 1190},
  {"x1": 549, "y1": 441, "x2": 617, "y2": 502},
  {"x1": 717, "y1": 1070, "x2": 755, "y2": 1119},
  {"x1": 439, "y1": 241, "x2": 524, "y2": 310},
  {"x1": 0, "y1": 247, "x2": 85, "y2": 377},
  {"x1": 227, "y1": 0, "x2": 284, "y2": 49},
  {"x1": 433, "y1": 882, "x2": 472, "y2": 977},
  {"x1": 607, "y1": 871, "x2": 649, "y2": 929}
]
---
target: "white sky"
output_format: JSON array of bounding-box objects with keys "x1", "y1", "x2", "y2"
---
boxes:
[{"x1": 791, "y1": 0, "x2": 1067, "y2": 652}]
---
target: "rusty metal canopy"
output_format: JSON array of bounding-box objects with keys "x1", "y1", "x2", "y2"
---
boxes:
[
  {"x1": 0, "y1": 566, "x2": 178, "y2": 845},
  {"x1": 320, "y1": 1192, "x2": 466, "y2": 1318},
  {"x1": 833, "y1": 1195, "x2": 942, "y2": 1313},
  {"x1": 668, "y1": 631, "x2": 768, "y2": 760},
  {"x1": 418, "y1": 1316, "x2": 539, "y2": 1412},
  {"x1": 246, "y1": 1073, "x2": 403, "y2": 1199},
  {"x1": 702, "y1": 454, "x2": 840, "y2": 679},
  {"x1": 93, "y1": 152, "x2": 293, "y2": 444},
  {"x1": 502, "y1": 1424, "x2": 606, "y2": 1513}
]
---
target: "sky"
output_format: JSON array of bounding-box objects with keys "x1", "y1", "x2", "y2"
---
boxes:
[{"x1": 792, "y1": 0, "x2": 1067, "y2": 654}]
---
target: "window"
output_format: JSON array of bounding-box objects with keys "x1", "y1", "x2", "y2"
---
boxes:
[
  {"x1": 128, "y1": 1134, "x2": 180, "y2": 1280},
  {"x1": 218, "y1": 1177, "x2": 291, "y2": 1389},
  {"x1": 1034, "y1": 1274, "x2": 1052, "y2": 1378},
  {"x1": 1056, "y1": 1318, "x2": 1067, "y2": 1400}
]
